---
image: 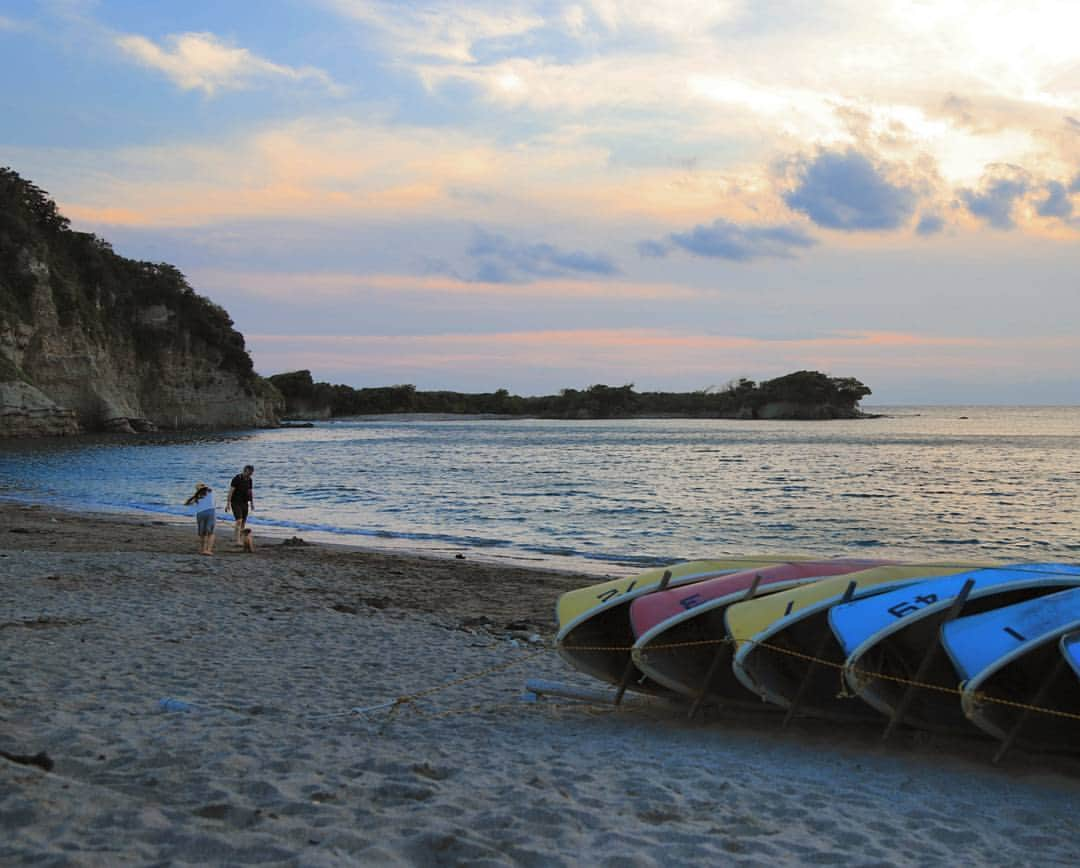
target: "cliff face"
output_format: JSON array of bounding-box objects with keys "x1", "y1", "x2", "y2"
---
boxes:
[
  {"x1": 0, "y1": 380, "x2": 80, "y2": 436},
  {"x1": 0, "y1": 169, "x2": 281, "y2": 436}
]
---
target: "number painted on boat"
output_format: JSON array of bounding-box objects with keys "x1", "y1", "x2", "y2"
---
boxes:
[
  {"x1": 886, "y1": 593, "x2": 940, "y2": 618},
  {"x1": 596, "y1": 579, "x2": 638, "y2": 603},
  {"x1": 679, "y1": 593, "x2": 703, "y2": 610}
]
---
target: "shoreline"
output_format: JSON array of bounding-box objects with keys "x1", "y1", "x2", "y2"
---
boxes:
[
  {"x1": 0, "y1": 492, "x2": 630, "y2": 579},
  {"x1": 0, "y1": 501, "x2": 595, "y2": 638},
  {"x1": 3, "y1": 501, "x2": 1080, "y2": 864}
]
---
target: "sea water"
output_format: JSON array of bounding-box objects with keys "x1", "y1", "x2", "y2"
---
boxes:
[{"x1": 1, "y1": 406, "x2": 1078, "y2": 576}]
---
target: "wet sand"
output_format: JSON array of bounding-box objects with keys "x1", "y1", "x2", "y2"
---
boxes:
[{"x1": 2, "y1": 502, "x2": 1079, "y2": 866}]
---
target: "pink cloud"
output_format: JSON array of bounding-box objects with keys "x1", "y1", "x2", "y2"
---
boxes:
[{"x1": 191, "y1": 269, "x2": 701, "y2": 301}]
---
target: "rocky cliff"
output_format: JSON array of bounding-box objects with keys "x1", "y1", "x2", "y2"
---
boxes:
[{"x1": 0, "y1": 169, "x2": 281, "y2": 436}]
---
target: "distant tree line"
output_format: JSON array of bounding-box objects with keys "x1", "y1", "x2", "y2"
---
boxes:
[{"x1": 268, "y1": 369, "x2": 872, "y2": 420}]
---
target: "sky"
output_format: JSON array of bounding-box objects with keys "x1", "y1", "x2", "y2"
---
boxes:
[{"x1": 2, "y1": 0, "x2": 1080, "y2": 403}]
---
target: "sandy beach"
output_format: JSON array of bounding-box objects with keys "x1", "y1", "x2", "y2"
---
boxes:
[{"x1": 2, "y1": 501, "x2": 1079, "y2": 866}]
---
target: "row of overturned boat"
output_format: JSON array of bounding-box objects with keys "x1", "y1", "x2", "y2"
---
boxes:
[{"x1": 554, "y1": 556, "x2": 1080, "y2": 762}]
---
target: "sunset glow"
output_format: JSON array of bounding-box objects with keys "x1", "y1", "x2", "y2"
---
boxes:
[{"x1": 4, "y1": 0, "x2": 1079, "y2": 402}]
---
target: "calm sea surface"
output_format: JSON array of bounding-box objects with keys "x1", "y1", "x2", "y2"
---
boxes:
[{"x1": 2, "y1": 406, "x2": 1078, "y2": 576}]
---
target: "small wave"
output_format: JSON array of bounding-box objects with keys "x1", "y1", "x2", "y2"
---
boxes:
[
  {"x1": 589, "y1": 506, "x2": 666, "y2": 516},
  {"x1": 577, "y1": 550, "x2": 676, "y2": 568}
]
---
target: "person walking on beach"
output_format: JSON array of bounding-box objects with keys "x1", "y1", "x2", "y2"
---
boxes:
[
  {"x1": 184, "y1": 482, "x2": 216, "y2": 556},
  {"x1": 226, "y1": 464, "x2": 255, "y2": 545}
]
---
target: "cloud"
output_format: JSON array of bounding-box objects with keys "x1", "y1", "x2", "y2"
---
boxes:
[
  {"x1": 636, "y1": 240, "x2": 669, "y2": 258},
  {"x1": 191, "y1": 269, "x2": 699, "y2": 302},
  {"x1": 957, "y1": 167, "x2": 1030, "y2": 229},
  {"x1": 38, "y1": 119, "x2": 521, "y2": 226},
  {"x1": 463, "y1": 229, "x2": 619, "y2": 283},
  {"x1": 329, "y1": 0, "x2": 742, "y2": 63},
  {"x1": 1036, "y1": 180, "x2": 1073, "y2": 219},
  {"x1": 115, "y1": 31, "x2": 342, "y2": 96},
  {"x1": 325, "y1": 1, "x2": 547, "y2": 62},
  {"x1": 782, "y1": 148, "x2": 920, "y2": 232},
  {"x1": 645, "y1": 219, "x2": 817, "y2": 262},
  {"x1": 576, "y1": 0, "x2": 744, "y2": 41},
  {"x1": 915, "y1": 213, "x2": 945, "y2": 236},
  {"x1": 46, "y1": 113, "x2": 754, "y2": 230},
  {"x1": 318, "y1": 0, "x2": 1080, "y2": 205},
  {"x1": 1069, "y1": 172, "x2": 1080, "y2": 193}
]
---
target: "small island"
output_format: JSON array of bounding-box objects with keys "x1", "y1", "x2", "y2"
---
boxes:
[{"x1": 268, "y1": 369, "x2": 873, "y2": 421}]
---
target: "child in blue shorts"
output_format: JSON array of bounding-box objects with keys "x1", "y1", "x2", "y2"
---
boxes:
[{"x1": 184, "y1": 482, "x2": 216, "y2": 556}]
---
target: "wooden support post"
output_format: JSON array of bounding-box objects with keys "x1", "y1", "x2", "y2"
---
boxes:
[
  {"x1": 687, "y1": 574, "x2": 764, "y2": 720},
  {"x1": 992, "y1": 655, "x2": 1067, "y2": 765},
  {"x1": 782, "y1": 580, "x2": 858, "y2": 729},
  {"x1": 658, "y1": 569, "x2": 673, "y2": 590},
  {"x1": 687, "y1": 643, "x2": 729, "y2": 720},
  {"x1": 613, "y1": 657, "x2": 637, "y2": 706},
  {"x1": 882, "y1": 577, "x2": 976, "y2": 742}
]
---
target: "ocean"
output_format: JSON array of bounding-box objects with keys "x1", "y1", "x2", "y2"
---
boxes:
[{"x1": 2, "y1": 406, "x2": 1078, "y2": 576}]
